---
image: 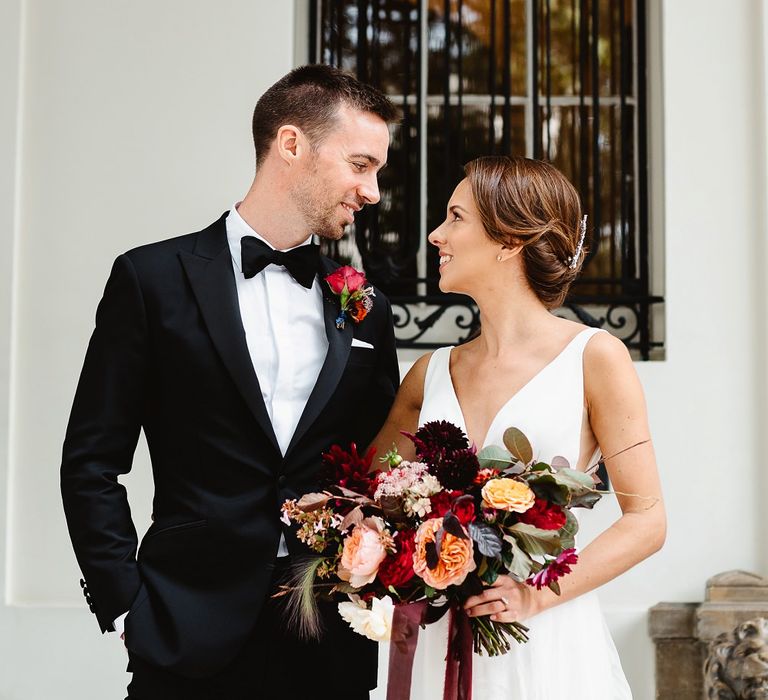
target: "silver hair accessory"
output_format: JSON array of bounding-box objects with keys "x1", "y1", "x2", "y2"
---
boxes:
[{"x1": 568, "y1": 215, "x2": 588, "y2": 269}]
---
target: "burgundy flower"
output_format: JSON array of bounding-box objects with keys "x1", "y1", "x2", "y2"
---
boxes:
[
  {"x1": 474, "y1": 468, "x2": 500, "y2": 485},
  {"x1": 451, "y1": 496, "x2": 476, "y2": 526},
  {"x1": 319, "y1": 443, "x2": 378, "y2": 495},
  {"x1": 432, "y1": 447, "x2": 480, "y2": 491},
  {"x1": 377, "y1": 529, "x2": 417, "y2": 588},
  {"x1": 527, "y1": 548, "x2": 579, "y2": 590},
  {"x1": 517, "y1": 497, "x2": 567, "y2": 531},
  {"x1": 428, "y1": 491, "x2": 453, "y2": 519},
  {"x1": 406, "y1": 420, "x2": 469, "y2": 463}
]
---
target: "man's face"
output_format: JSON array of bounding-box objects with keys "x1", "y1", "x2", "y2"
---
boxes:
[{"x1": 292, "y1": 105, "x2": 390, "y2": 240}]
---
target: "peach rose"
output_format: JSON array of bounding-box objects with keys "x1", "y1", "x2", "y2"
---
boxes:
[
  {"x1": 481, "y1": 478, "x2": 536, "y2": 513},
  {"x1": 338, "y1": 521, "x2": 388, "y2": 588},
  {"x1": 412, "y1": 518, "x2": 476, "y2": 590}
]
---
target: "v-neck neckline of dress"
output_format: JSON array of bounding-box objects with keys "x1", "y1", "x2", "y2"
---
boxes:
[{"x1": 446, "y1": 328, "x2": 591, "y2": 450}]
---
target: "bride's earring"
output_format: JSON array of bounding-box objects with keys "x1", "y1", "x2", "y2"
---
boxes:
[{"x1": 496, "y1": 254, "x2": 503, "y2": 262}]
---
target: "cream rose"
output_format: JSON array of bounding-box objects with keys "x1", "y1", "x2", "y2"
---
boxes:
[
  {"x1": 338, "y1": 595, "x2": 395, "y2": 642},
  {"x1": 481, "y1": 478, "x2": 536, "y2": 512},
  {"x1": 412, "y1": 518, "x2": 476, "y2": 590},
  {"x1": 338, "y1": 521, "x2": 387, "y2": 588}
]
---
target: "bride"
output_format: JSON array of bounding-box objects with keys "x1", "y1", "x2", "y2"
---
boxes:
[{"x1": 371, "y1": 155, "x2": 665, "y2": 698}]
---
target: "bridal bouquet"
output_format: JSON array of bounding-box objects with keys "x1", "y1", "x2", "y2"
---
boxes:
[
  {"x1": 280, "y1": 421, "x2": 601, "y2": 644},
  {"x1": 279, "y1": 421, "x2": 602, "y2": 698}
]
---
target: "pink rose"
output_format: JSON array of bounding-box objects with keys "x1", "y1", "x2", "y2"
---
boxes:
[
  {"x1": 326, "y1": 265, "x2": 367, "y2": 294},
  {"x1": 338, "y1": 521, "x2": 387, "y2": 588}
]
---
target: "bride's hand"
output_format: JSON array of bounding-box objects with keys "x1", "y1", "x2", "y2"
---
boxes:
[{"x1": 463, "y1": 575, "x2": 541, "y2": 622}]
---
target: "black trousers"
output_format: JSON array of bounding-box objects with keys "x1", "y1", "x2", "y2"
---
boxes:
[{"x1": 125, "y1": 560, "x2": 373, "y2": 700}]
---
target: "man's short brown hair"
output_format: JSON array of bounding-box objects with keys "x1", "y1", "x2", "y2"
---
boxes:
[{"x1": 252, "y1": 64, "x2": 398, "y2": 164}]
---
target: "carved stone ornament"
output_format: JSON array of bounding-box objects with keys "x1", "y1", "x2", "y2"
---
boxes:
[{"x1": 704, "y1": 617, "x2": 768, "y2": 699}]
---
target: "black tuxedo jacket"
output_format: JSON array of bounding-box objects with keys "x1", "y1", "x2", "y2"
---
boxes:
[{"x1": 61, "y1": 213, "x2": 399, "y2": 680}]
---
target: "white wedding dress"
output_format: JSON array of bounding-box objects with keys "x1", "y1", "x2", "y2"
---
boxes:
[{"x1": 377, "y1": 327, "x2": 632, "y2": 699}]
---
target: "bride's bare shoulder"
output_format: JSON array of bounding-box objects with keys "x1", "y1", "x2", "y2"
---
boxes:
[
  {"x1": 583, "y1": 330, "x2": 640, "y2": 400},
  {"x1": 398, "y1": 351, "x2": 435, "y2": 408}
]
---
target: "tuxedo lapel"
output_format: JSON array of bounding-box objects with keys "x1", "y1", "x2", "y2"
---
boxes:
[
  {"x1": 285, "y1": 258, "x2": 352, "y2": 457},
  {"x1": 179, "y1": 215, "x2": 280, "y2": 454}
]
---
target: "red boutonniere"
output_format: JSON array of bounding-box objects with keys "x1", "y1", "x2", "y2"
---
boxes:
[{"x1": 324, "y1": 265, "x2": 375, "y2": 329}]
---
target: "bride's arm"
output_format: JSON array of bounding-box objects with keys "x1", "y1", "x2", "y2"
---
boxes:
[
  {"x1": 367, "y1": 352, "x2": 432, "y2": 464},
  {"x1": 465, "y1": 331, "x2": 666, "y2": 621}
]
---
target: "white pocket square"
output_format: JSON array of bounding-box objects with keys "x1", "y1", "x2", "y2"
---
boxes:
[{"x1": 351, "y1": 338, "x2": 374, "y2": 349}]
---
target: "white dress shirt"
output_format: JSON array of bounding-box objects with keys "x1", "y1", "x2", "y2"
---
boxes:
[
  {"x1": 225, "y1": 204, "x2": 328, "y2": 455},
  {"x1": 114, "y1": 205, "x2": 328, "y2": 637}
]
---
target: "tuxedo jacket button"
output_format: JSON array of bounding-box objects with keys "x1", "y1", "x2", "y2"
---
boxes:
[{"x1": 277, "y1": 475, "x2": 287, "y2": 487}]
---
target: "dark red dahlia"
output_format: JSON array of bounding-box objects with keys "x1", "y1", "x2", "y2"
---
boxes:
[
  {"x1": 432, "y1": 447, "x2": 480, "y2": 491},
  {"x1": 517, "y1": 497, "x2": 567, "y2": 530},
  {"x1": 318, "y1": 443, "x2": 378, "y2": 494},
  {"x1": 406, "y1": 420, "x2": 469, "y2": 464}
]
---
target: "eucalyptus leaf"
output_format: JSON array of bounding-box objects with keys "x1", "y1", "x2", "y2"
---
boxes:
[
  {"x1": 508, "y1": 522, "x2": 562, "y2": 556},
  {"x1": 296, "y1": 492, "x2": 331, "y2": 511},
  {"x1": 425, "y1": 540, "x2": 439, "y2": 570},
  {"x1": 477, "y1": 444, "x2": 516, "y2": 470},
  {"x1": 332, "y1": 582, "x2": 359, "y2": 594},
  {"x1": 558, "y1": 509, "x2": 579, "y2": 550},
  {"x1": 501, "y1": 461, "x2": 526, "y2": 476},
  {"x1": 503, "y1": 427, "x2": 533, "y2": 465},
  {"x1": 340, "y1": 505, "x2": 364, "y2": 532},
  {"x1": 526, "y1": 474, "x2": 570, "y2": 506},
  {"x1": 443, "y1": 513, "x2": 469, "y2": 540},
  {"x1": 503, "y1": 534, "x2": 535, "y2": 582},
  {"x1": 552, "y1": 468, "x2": 603, "y2": 509},
  {"x1": 434, "y1": 527, "x2": 445, "y2": 561},
  {"x1": 469, "y1": 522, "x2": 503, "y2": 558},
  {"x1": 569, "y1": 490, "x2": 602, "y2": 510},
  {"x1": 551, "y1": 455, "x2": 571, "y2": 471},
  {"x1": 335, "y1": 485, "x2": 374, "y2": 504}
]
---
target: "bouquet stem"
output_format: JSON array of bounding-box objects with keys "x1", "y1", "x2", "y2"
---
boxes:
[{"x1": 471, "y1": 615, "x2": 529, "y2": 656}]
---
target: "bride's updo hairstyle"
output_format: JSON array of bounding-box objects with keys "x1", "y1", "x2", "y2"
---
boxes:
[{"x1": 464, "y1": 155, "x2": 585, "y2": 309}]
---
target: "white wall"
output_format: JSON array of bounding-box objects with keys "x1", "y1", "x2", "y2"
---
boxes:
[
  {"x1": 595, "y1": 0, "x2": 768, "y2": 696},
  {"x1": 0, "y1": 1, "x2": 296, "y2": 697},
  {"x1": 1, "y1": 1, "x2": 767, "y2": 699}
]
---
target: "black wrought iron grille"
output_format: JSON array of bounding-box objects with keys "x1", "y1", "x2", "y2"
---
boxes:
[{"x1": 310, "y1": 0, "x2": 663, "y2": 359}]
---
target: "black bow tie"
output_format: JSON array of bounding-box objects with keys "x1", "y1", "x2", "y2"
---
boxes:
[{"x1": 240, "y1": 236, "x2": 320, "y2": 289}]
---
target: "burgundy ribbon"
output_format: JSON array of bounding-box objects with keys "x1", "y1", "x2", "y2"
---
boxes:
[{"x1": 386, "y1": 601, "x2": 473, "y2": 700}]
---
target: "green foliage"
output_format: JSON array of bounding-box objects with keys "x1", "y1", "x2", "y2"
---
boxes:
[
  {"x1": 508, "y1": 522, "x2": 562, "y2": 556},
  {"x1": 477, "y1": 444, "x2": 516, "y2": 470},
  {"x1": 503, "y1": 427, "x2": 533, "y2": 464}
]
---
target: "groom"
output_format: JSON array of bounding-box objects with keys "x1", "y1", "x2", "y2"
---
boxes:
[{"x1": 61, "y1": 65, "x2": 399, "y2": 699}]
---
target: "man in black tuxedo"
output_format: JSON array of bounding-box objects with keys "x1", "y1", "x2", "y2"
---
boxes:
[{"x1": 61, "y1": 65, "x2": 399, "y2": 699}]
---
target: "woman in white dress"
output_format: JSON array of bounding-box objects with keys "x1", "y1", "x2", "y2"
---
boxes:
[{"x1": 371, "y1": 156, "x2": 665, "y2": 699}]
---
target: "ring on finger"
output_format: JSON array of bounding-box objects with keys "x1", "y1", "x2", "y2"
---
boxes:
[{"x1": 500, "y1": 596, "x2": 509, "y2": 611}]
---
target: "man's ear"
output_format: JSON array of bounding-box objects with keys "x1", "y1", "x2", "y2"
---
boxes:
[{"x1": 275, "y1": 124, "x2": 305, "y2": 164}]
